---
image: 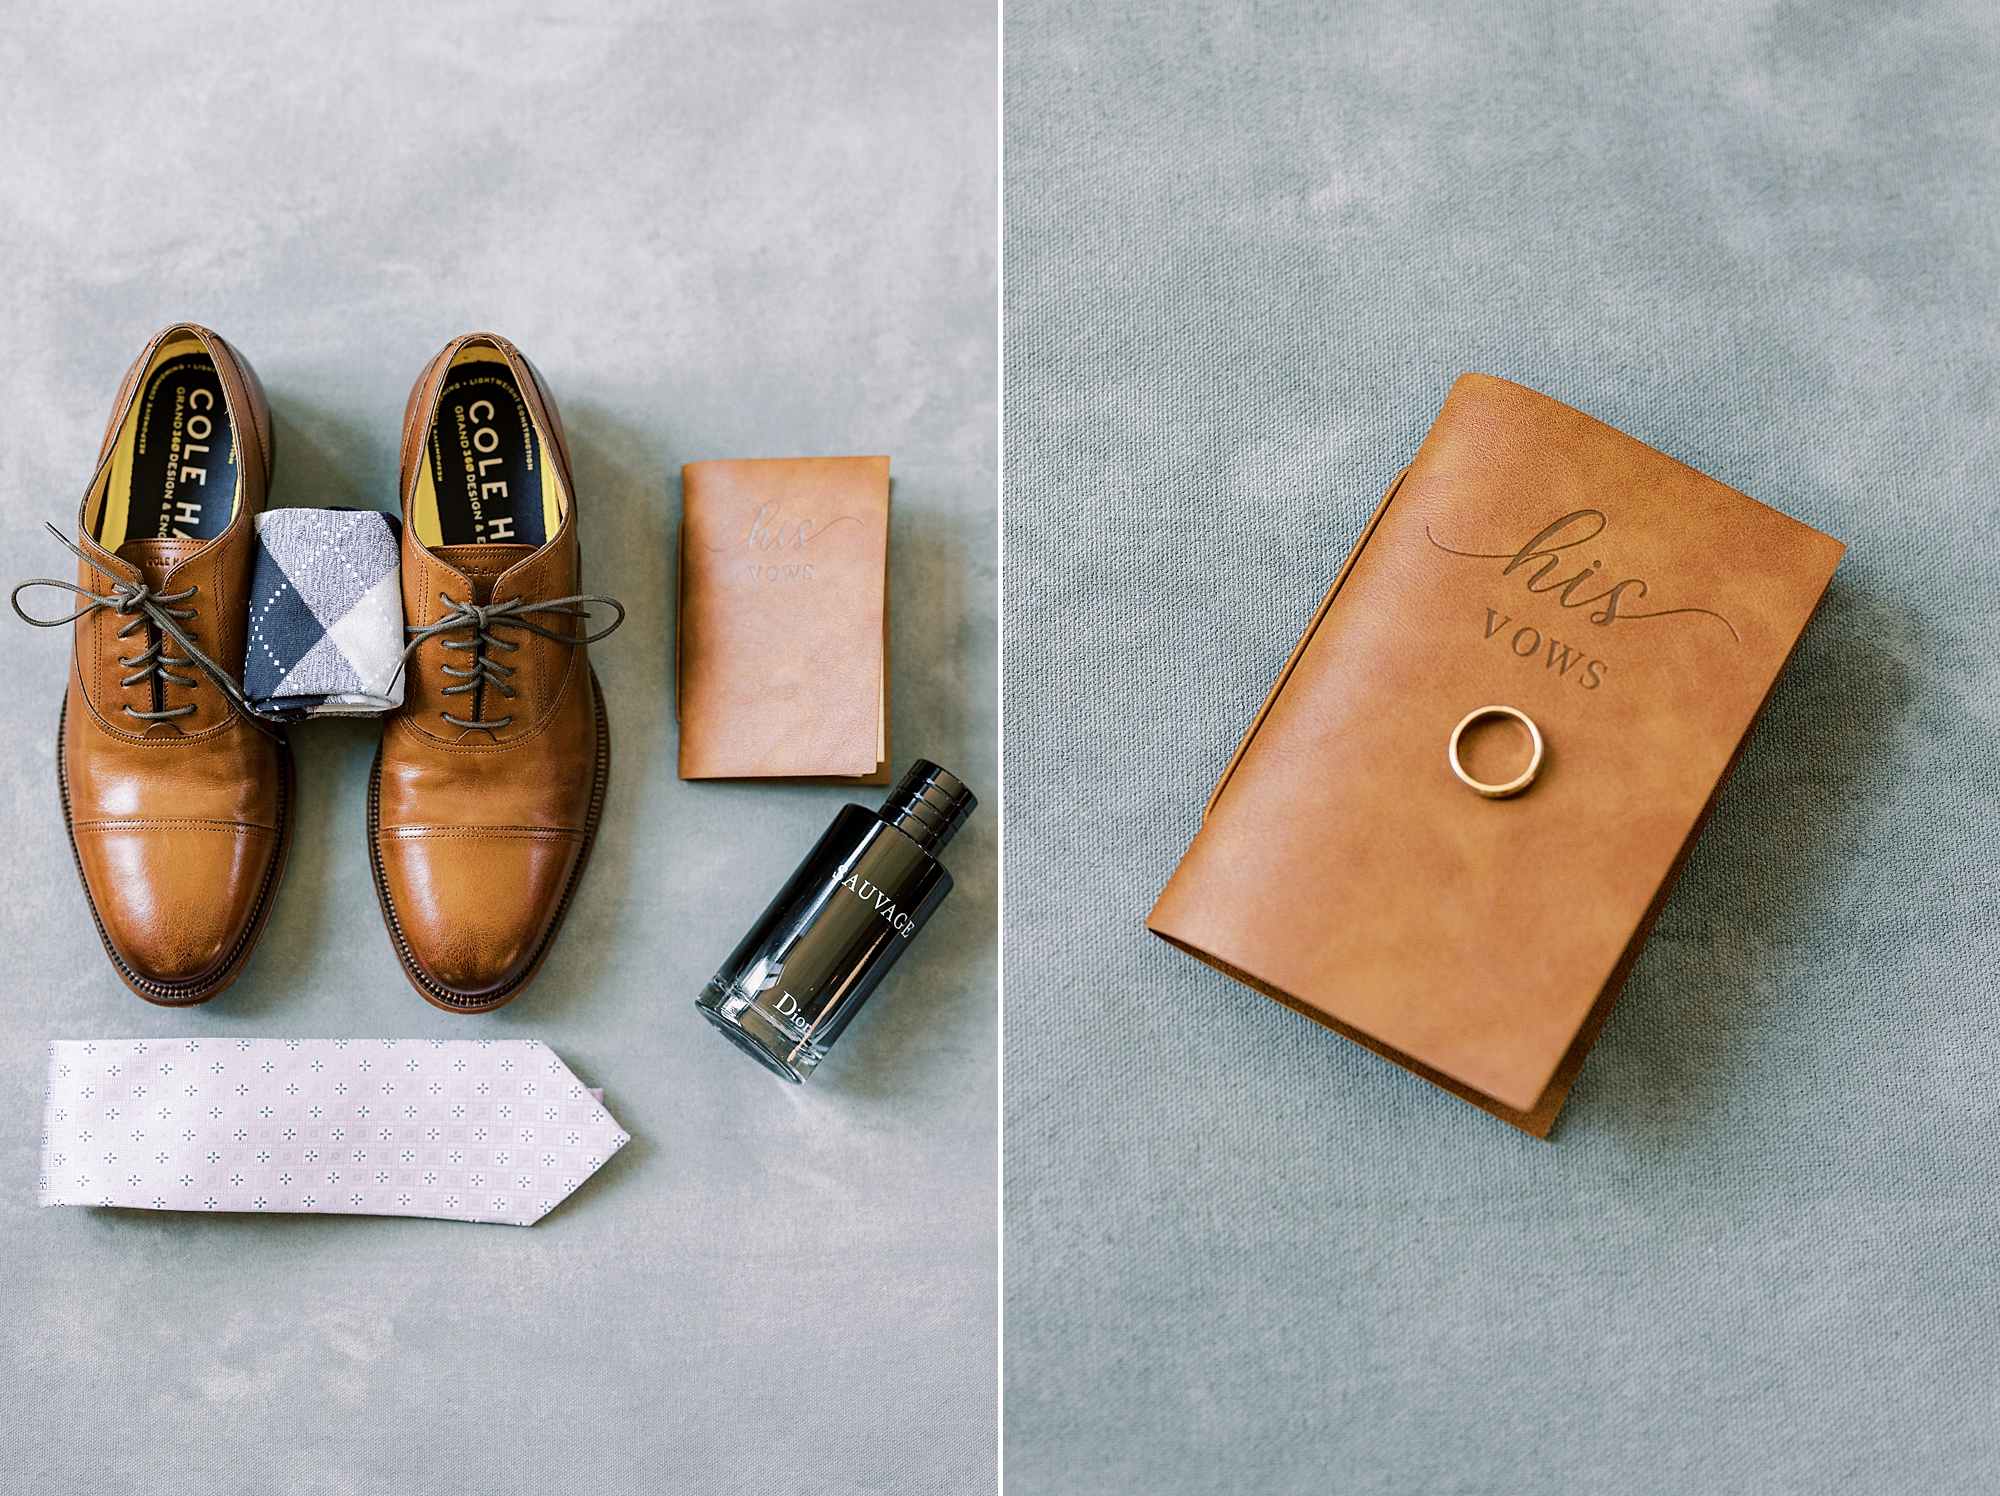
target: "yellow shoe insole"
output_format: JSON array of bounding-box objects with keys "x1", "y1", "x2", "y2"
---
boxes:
[
  {"x1": 96, "y1": 335, "x2": 243, "y2": 549},
  {"x1": 411, "y1": 348, "x2": 564, "y2": 550}
]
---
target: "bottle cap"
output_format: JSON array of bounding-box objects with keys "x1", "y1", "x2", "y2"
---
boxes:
[{"x1": 878, "y1": 759, "x2": 977, "y2": 855}]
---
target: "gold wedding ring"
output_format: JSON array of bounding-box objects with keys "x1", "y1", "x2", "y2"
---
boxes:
[{"x1": 1448, "y1": 705, "x2": 1544, "y2": 799}]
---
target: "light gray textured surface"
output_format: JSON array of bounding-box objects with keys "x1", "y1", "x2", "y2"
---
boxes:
[
  {"x1": 1004, "y1": 4, "x2": 1998, "y2": 1492},
  {"x1": 1, "y1": 5, "x2": 996, "y2": 1493}
]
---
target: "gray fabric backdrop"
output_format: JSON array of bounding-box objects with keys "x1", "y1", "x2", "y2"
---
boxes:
[
  {"x1": 1003, "y1": 3, "x2": 1998, "y2": 1492},
  {"x1": 1, "y1": 4, "x2": 996, "y2": 1493}
]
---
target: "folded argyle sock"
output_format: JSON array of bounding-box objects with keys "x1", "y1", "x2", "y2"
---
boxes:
[{"x1": 244, "y1": 508, "x2": 406, "y2": 722}]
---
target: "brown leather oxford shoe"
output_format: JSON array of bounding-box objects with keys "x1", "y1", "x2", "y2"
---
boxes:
[
  {"x1": 14, "y1": 324, "x2": 294, "y2": 1004},
  {"x1": 369, "y1": 334, "x2": 623, "y2": 1013}
]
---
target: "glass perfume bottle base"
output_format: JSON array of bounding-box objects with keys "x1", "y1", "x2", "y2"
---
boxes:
[
  {"x1": 696, "y1": 981, "x2": 826, "y2": 1083},
  {"x1": 693, "y1": 765, "x2": 973, "y2": 1083}
]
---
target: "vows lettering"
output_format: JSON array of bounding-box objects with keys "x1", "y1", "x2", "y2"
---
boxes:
[{"x1": 1481, "y1": 608, "x2": 1607, "y2": 690}]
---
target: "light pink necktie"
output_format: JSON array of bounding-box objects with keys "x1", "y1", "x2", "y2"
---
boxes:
[{"x1": 40, "y1": 1038, "x2": 629, "y2": 1226}]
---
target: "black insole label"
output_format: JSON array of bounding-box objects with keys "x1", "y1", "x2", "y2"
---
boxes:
[
  {"x1": 121, "y1": 355, "x2": 238, "y2": 543},
  {"x1": 426, "y1": 364, "x2": 547, "y2": 548}
]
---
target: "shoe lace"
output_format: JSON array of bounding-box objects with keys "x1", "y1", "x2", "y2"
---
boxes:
[
  {"x1": 11, "y1": 522, "x2": 273, "y2": 733},
  {"x1": 399, "y1": 590, "x2": 625, "y2": 732}
]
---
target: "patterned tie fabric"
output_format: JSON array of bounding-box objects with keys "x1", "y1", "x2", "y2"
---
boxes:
[
  {"x1": 243, "y1": 507, "x2": 407, "y2": 722},
  {"x1": 40, "y1": 1038, "x2": 629, "y2": 1226}
]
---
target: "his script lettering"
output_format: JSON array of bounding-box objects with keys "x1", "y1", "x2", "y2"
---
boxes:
[
  {"x1": 1428, "y1": 509, "x2": 1739, "y2": 641},
  {"x1": 707, "y1": 499, "x2": 861, "y2": 583}
]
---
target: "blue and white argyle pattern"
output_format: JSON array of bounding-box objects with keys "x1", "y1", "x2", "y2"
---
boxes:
[{"x1": 244, "y1": 508, "x2": 405, "y2": 721}]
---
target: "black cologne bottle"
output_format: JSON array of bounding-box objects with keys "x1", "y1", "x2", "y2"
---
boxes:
[{"x1": 697, "y1": 760, "x2": 977, "y2": 1081}]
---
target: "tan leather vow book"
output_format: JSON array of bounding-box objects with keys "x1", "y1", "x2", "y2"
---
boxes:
[
  {"x1": 678, "y1": 456, "x2": 890, "y2": 782},
  {"x1": 1147, "y1": 375, "x2": 1844, "y2": 1136}
]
